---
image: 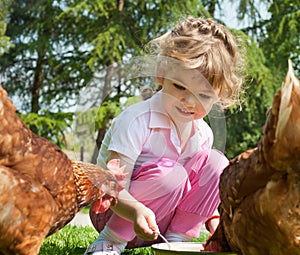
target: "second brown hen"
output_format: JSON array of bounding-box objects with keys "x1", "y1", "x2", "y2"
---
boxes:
[
  {"x1": 206, "y1": 60, "x2": 300, "y2": 254},
  {"x1": 0, "y1": 85, "x2": 126, "y2": 255}
]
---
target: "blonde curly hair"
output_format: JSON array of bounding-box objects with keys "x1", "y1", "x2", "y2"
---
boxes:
[{"x1": 150, "y1": 16, "x2": 245, "y2": 108}]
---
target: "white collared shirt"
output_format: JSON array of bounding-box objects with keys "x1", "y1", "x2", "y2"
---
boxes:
[{"x1": 97, "y1": 92, "x2": 213, "y2": 170}]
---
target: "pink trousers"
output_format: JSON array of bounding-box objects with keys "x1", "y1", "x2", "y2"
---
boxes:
[{"x1": 90, "y1": 149, "x2": 229, "y2": 248}]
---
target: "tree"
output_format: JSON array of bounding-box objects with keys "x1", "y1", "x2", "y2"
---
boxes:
[
  {"x1": 1, "y1": 0, "x2": 94, "y2": 113},
  {"x1": 259, "y1": 0, "x2": 300, "y2": 77},
  {"x1": 225, "y1": 30, "x2": 278, "y2": 158},
  {"x1": 217, "y1": 0, "x2": 299, "y2": 77},
  {"x1": 65, "y1": 1, "x2": 210, "y2": 69}
]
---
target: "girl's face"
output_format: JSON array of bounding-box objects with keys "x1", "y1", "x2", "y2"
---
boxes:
[{"x1": 160, "y1": 66, "x2": 219, "y2": 123}]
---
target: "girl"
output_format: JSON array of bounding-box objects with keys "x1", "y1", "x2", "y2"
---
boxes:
[{"x1": 85, "y1": 16, "x2": 244, "y2": 254}]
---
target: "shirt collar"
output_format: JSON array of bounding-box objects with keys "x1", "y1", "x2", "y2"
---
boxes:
[{"x1": 149, "y1": 91, "x2": 171, "y2": 129}]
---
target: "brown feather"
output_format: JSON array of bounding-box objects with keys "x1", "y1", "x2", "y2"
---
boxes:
[
  {"x1": 206, "y1": 61, "x2": 300, "y2": 254},
  {"x1": 0, "y1": 84, "x2": 123, "y2": 255}
]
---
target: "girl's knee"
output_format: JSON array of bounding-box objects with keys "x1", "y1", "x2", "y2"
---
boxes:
[
  {"x1": 133, "y1": 158, "x2": 187, "y2": 180},
  {"x1": 198, "y1": 149, "x2": 229, "y2": 186},
  {"x1": 129, "y1": 158, "x2": 189, "y2": 200},
  {"x1": 209, "y1": 149, "x2": 229, "y2": 171}
]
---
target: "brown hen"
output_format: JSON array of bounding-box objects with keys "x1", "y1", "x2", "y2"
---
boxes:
[
  {"x1": 0, "y1": 85, "x2": 125, "y2": 255},
  {"x1": 206, "y1": 60, "x2": 300, "y2": 254}
]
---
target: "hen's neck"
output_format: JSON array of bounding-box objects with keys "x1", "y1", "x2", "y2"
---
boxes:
[{"x1": 72, "y1": 161, "x2": 98, "y2": 210}]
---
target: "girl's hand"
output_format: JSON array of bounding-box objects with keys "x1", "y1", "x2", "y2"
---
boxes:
[
  {"x1": 133, "y1": 204, "x2": 159, "y2": 240},
  {"x1": 108, "y1": 152, "x2": 159, "y2": 240}
]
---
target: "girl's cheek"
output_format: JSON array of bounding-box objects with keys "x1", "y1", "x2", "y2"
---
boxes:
[
  {"x1": 194, "y1": 105, "x2": 209, "y2": 119},
  {"x1": 194, "y1": 112, "x2": 206, "y2": 120}
]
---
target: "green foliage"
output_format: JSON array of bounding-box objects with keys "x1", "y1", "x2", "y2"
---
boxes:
[
  {"x1": 1, "y1": 0, "x2": 93, "y2": 112},
  {"x1": 259, "y1": 0, "x2": 300, "y2": 77},
  {"x1": 231, "y1": 0, "x2": 259, "y2": 20},
  {"x1": 73, "y1": 101, "x2": 121, "y2": 137},
  {"x1": 94, "y1": 101, "x2": 122, "y2": 130},
  {"x1": 225, "y1": 29, "x2": 278, "y2": 158},
  {"x1": 64, "y1": 0, "x2": 209, "y2": 70},
  {"x1": 0, "y1": 0, "x2": 12, "y2": 55},
  {"x1": 0, "y1": 21, "x2": 10, "y2": 55},
  {"x1": 71, "y1": 100, "x2": 122, "y2": 157},
  {"x1": 229, "y1": 0, "x2": 299, "y2": 77},
  {"x1": 19, "y1": 110, "x2": 73, "y2": 148}
]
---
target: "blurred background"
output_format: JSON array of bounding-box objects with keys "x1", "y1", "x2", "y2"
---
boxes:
[{"x1": 0, "y1": 0, "x2": 299, "y2": 161}]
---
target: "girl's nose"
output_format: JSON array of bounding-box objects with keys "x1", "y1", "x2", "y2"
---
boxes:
[{"x1": 182, "y1": 93, "x2": 197, "y2": 107}]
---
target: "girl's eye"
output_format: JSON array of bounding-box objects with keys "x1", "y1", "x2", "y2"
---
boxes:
[
  {"x1": 199, "y1": 93, "x2": 211, "y2": 100},
  {"x1": 173, "y1": 83, "x2": 186, "y2": 90}
]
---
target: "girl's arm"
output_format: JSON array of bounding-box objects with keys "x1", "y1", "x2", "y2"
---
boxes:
[{"x1": 109, "y1": 151, "x2": 159, "y2": 240}]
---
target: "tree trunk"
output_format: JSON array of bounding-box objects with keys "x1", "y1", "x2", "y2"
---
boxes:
[
  {"x1": 31, "y1": 46, "x2": 46, "y2": 113},
  {"x1": 91, "y1": 63, "x2": 116, "y2": 164},
  {"x1": 208, "y1": 0, "x2": 217, "y2": 17},
  {"x1": 117, "y1": 0, "x2": 124, "y2": 11},
  {"x1": 91, "y1": 125, "x2": 107, "y2": 164}
]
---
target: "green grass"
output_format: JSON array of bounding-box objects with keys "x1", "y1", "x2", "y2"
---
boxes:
[
  {"x1": 40, "y1": 225, "x2": 209, "y2": 255},
  {"x1": 40, "y1": 225, "x2": 98, "y2": 255},
  {"x1": 80, "y1": 206, "x2": 90, "y2": 214}
]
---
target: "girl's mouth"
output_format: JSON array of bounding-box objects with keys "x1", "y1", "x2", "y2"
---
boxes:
[{"x1": 176, "y1": 106, "x2": 194, "y2": 116}]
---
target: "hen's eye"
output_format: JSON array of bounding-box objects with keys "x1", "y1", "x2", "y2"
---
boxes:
[{"x1": 173, "y1": 83, "x2": 186, "y2": 90}]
